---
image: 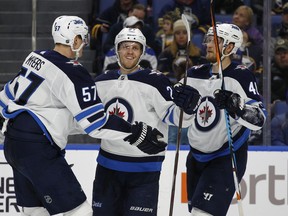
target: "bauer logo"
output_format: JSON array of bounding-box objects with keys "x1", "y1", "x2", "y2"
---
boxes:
[{"x1": 0, "y1": 161, "x2": 20, "y2": 213}]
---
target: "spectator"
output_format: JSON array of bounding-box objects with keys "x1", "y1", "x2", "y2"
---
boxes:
[
  {"x1": 91, "y1": 0, "x2": 138, "y2": 35},
  {"x1": 232, "y1": 5, "x2": 263, "y2": 72},
  {"x1": 157, "y1": 0, "x2": 211, "y2": 36},
  {"x1": 271, "y1": 96, "x2": 288, "y2": 146},
  {"x1": 271, "y1": 38, "x2": 288, "y2": 102},
  {"x1": 158, "y1": 19, "x2": 204, "y2": 145},
  {"x1": 102, "y1": 5, "x2": 161, "y2": 56},
  {"x1": 232, "y1": 30, "x2": 260, "y2": 75},
  {"x1": 157, "y1": 19, "x2": 204, "y2": 84},
  {"x1": 156, "y1": 10, "x2": 181, "y2": 52},
  {"x1": 271, "y1": 112, "x2": 288, "y2": 145},
  {"x1": 274, "y1": 2, "x2": 288, "y2": 39},
  {"x1": 214, "y1": 0, "x2": 244, "y2": 15},
  {"x1": 232, "y1": 5, "x2": 263, "y2": 46},
  {"x1": 250, "y1": 0, "x2": 288, "y2": 25}
]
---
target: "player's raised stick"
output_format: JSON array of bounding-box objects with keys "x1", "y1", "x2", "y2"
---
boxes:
[
  {"x1": 210, "y1": 0, "x2": 244, "y2": 215},
  {"x1": 168, "y1": 14, "x2": 191, "y2": 216}
]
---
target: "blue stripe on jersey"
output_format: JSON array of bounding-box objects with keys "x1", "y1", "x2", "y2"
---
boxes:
[
  {"x1": 0, "y1": 100, "x2": 6, "y2": 109},
  {"x1": 75, "y1": 103, "x2": 104, "y2": 121},
  {"x1": 163, "y1": 104, "x2": 175, "y2": 124},
  {"x1": 97, "y1": 154, "x2": 163, "y2": 172},
  {"x1": 2, "y1": 108, "x2": 54, "y2": 144},
  {"x1": 192, "y1": 128, "x2": 250, "y2": 162},
  {"x1": 85, "y1": 115, "x2": 107, "y2": 133},
  {"x1": 168, "y1": 107, "x2": 175, "y2": 124},
  {"x1": 5, "y1": 84, "x2": 14, "y2": 100}
]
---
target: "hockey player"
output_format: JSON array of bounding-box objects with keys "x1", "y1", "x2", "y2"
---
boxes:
[
  {"x1": 184, "y1": 23, "x2": 266, "y2": 215},
  {"x1": 0, "y1": 16, "x2": 169, "y2": 216},
  {"x1": 92, "y1": 27, "x2": 201, "y2": 216}
]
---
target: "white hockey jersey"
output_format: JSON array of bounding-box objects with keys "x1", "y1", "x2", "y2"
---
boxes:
[
  {"x1": 94, "y1": 68, "x2": 193, "y2": 172},
  {"x1": 184, "y1": 62, "x2": 266, "y2": 162},
  {"x1": 0, "y1": 50, "x2": 135, "y2": 149}
]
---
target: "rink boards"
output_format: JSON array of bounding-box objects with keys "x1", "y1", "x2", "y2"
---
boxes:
[{"x1": 1, "y1": 144, "x2": 288, "y2": 216}]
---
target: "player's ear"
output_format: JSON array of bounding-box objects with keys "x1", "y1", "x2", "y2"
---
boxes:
[
  {"x1": 225, "y1": 43, "x2": 234, "y2": 55},
  {"x1": 73, "y1": 35, "x2": 81, "y2": 48}
]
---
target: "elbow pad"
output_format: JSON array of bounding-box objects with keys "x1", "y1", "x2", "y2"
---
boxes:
[{"x1": 236, "y1": 103, "x2": 266, "y2": 130}]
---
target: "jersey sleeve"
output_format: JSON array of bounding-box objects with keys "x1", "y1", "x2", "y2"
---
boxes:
[
  {"x1": 226, "y1": 65, "x2": 267, "y2": 130},
  {"x1": 51, "y1": 65, "x2": 132, "y2": 140},
  {"x1": 141, "y1": 70, "x2": 193, "y2": 128}
]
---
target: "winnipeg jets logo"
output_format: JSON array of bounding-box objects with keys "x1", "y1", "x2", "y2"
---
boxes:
[
  {"x1": 195, "y1": 96, "x2": 219, "y2": 131},
  {"x1": 105, "y1": 97, "x2": 133, "y2": 123},
  {"x1": 199, "y1": 98, "x2": 213, "y2": 125},
  {"x1": 109, "y1": 99, "x2": 126, "y2": 118}
]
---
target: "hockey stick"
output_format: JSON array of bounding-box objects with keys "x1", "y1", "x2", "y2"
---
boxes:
[
  {"x1": 210, "y1": 1, "x2": 244, "y2": 215},
  {"x1": 168, "y1": 14, "x2": 191, "y2": 216}
]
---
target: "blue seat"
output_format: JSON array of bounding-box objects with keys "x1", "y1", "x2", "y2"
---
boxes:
[
  {"x1": 271, "y1": 15, "x2": 282, "y2": 37},
  {"x1": 215, "y1": 14, "x2": 232, "y2": 24},
  {"x1": 272, "y1": 100, "x2": 288, "y2": 116},
  {"x1": 192, "y1": 33, "x2": 204, "y2": 50}
]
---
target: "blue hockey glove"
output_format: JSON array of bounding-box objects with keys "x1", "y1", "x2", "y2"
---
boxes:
[
  {"x1": 213, "y1": 89, "x2": 245, "y2": 117},
  {"x1": 124, "y1": 121, "x2": 167, "y2": 155},
  {"x1": 172, "y1": 83, "x2": 201, "y2": 114}
]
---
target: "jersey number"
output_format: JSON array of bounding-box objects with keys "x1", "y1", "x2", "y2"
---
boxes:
[
  {"x1": 14, "y1": 67, "x2": 44, "y2": 105},
  {"x1": 82, "y1": 86, "x2": 96, "y2": 102},
  {"x1": 249, "y1": 82, "x2": 259, "y2": 95}
]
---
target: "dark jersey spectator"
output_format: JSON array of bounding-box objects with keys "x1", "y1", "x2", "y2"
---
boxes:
[
  {"x1": 103, "y1": 15, "x2": 161, "y2": 56},
  {"x1": 157, "y1": 0, "x2": 211, "y2": 35}
]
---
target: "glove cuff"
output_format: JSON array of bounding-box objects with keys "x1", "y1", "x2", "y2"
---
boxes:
[{"x1": 131, "y1": 123, "x2": 147, "y2": 146}]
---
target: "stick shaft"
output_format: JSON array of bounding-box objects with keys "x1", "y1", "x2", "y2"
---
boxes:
[
  {"x1": 168, "y1": 14, "x2": 191, "y2": 216},
  {"x1": 210, "y1": 1, "x2": 244, "y2": 215}
]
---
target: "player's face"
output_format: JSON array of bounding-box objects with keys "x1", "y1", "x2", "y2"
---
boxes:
[
  {"x1": 118, "y1": 41, "x2": 142, "y2": 70},
  {"x1": 204, "y1": 36, "x2": 223, "y2": 63}
]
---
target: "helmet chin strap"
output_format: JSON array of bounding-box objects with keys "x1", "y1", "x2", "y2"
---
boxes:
[
  {"x1": 71, "y1": 42, "x2": 85, "y2": 60},
  {"x1": 117, "y1": 59, "x2": 141, "y2": 72}
]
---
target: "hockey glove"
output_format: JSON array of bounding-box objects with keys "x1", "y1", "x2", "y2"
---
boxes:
[
  {"x1": 172, "y1": 83, "x2": 201, "y2": 114},
  {"x1": 213, "y1": 89, "x2": 245, "y2": 117},
  {"x1": 124, "y1": 121, "x2": 167, "y2": 155}
]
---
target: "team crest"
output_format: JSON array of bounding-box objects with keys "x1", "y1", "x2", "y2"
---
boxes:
[
  {"x1": 105, "y1": 97, "x2": 133, "y2": 123},
  {"x1": 195, "y1": 96, "x2": 220, "y2": 131}
]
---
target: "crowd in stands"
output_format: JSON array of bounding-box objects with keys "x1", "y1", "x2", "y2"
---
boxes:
[{"x1": 85, "y1": 0, "x2": 288, "y2": 146}]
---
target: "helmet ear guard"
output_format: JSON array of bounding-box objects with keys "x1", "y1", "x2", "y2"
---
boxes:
[{"x1": 205, "y1": 23, "x2": 243, "y2": 55}]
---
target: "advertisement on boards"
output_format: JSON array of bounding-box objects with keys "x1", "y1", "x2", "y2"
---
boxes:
[{"x1": 0, "y1": 145, "x2": 288, "y2": 215}]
